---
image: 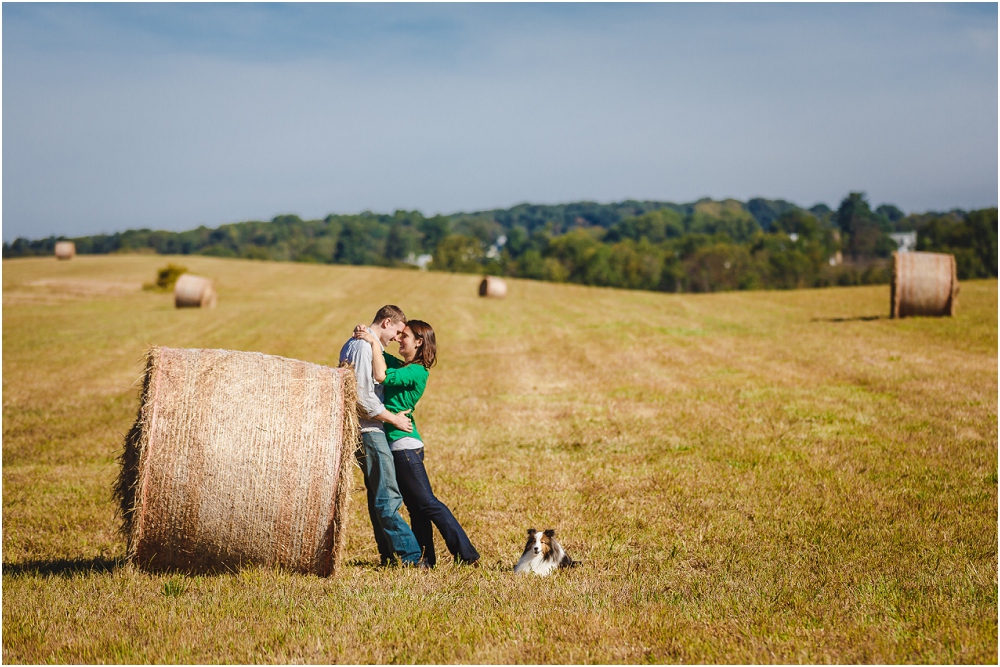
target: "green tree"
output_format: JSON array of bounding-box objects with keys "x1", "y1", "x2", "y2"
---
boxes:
[
  {"x1": 836, "y1": 192, "x2": 893, "y2": 259},
  {"x1": 429, "y1": 235, "x2": 484, "y2": 273},
  {"x1": 607, "y1": 239, "x2": 663, "y2": 290},
  {"x1": 606, "y1": 209, "x2": 683, "y2": 244},
  {"x1": 544, "y1": 229, "x2": 605, "y2": 284},
  {"x1": 752, "y1": 234, "x2": 820, "y2": 289},
  {"x1": 514, "y1": 249, "x2": 546, "y2": 280},
  {"x1": 966, "y1": 207, "x2": 999, "y2": 276},
  {"x1": 683, "y1": 243, "x2": 758, "y2": 292},
  {"x1": 504, "y1": 226, "x2": 530, "y2": 258},
  {"x1": 746, "y1": 198, "x2": 801, "y2": 231},
  {"x1": 418, "y1": 216, "x2": 450, "y2": 254},
  {"x1": 876, "y1": 204, "x2": 905, "y2": 224},
  {"x1": 772, "y1": 210, "x2": 820, "y2": 239},
  {"x1": 384, "y1": 223, "x2": 407, "y2": 262},
  {"x1": 687, "y1": 200, "x2": 761, "y2": 243},
  {"x1": 917, "y1": 208, "x2": 998, "y2": 279},
  {"x1": 335, "y1": 219, "x2": 383, "y2": 265}
]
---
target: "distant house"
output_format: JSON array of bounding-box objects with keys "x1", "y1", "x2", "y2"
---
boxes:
[
  {"x1": 404, "y1": 253, "x2": 433, "y2": 270},
  {"x1": 486, "y1": 235, "x2": 507, "y2": 260},
  {"x1": 889, "y1": 232, "x2": 917, "y2": 253}
]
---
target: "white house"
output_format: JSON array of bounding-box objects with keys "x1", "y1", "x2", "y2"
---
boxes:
[
  {"x1": 404, "y1": 253, "x2": 434, "y2": 270},
  {"x1": 889, "y1": 232, "x2": 918, "y2": 253},
  {"x1": 486, "y1": 235, "x2": 507, "y2": 260}
]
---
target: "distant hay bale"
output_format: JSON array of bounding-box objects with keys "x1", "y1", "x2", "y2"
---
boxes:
[
  {"x1": 479, "y1": 276, "x2": 507, "y2": 298},
  {"x1": 174, "y1": 274, "x2": 217, "y2": 308},
  {"x1": 54, "y1": 241, "x2": 76, "y2": 260},
  {"x1": 891, "y1": 251, "x2": 958, "y2": 318},
  {"x1": 115, "y1": 347, "x2": 360, "y2": 576}
]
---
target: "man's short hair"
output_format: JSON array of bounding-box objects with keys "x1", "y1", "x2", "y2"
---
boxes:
[{"x1": 372, "y1": 305, "x2": 406, "y2": 325}]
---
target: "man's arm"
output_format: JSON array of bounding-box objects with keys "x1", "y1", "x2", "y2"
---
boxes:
[
  {"x1": 373, "y1": 408, "x2": 412, "y2": 432},
  {"x1": 340, "y1": 339, "x2": 412, "y2": 432},
  {"x1": 340, "y1": 339, "x2": 385, "y2": 418}
]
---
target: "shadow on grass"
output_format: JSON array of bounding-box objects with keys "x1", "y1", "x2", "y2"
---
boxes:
[
  {"x1": 811, "y1": 315, "x2": 885, "y2": 322},
  {"x1": 2, "y1": 556, "x2": 125, "y2": 578},
  {"x1": 5, "y1": 556, "x2": 505, "y2": 577}
]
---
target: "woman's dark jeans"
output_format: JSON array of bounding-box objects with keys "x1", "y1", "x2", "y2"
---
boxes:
[{"x1": 391, "y1": 447, "x2": 480, "y2": 567}]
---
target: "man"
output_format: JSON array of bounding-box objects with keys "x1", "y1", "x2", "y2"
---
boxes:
[{"x1": 340, "y1": 305, "x2": 425, "y2": 567}]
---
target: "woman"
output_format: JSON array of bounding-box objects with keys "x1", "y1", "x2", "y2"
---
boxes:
[{"x1": 354, "y1": 319, "x2": 480, "y2": 568}]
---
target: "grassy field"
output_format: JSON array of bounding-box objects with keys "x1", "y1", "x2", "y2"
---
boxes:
[{"x1": 3, "y1": 255, "x2": 997, "y2": 663}]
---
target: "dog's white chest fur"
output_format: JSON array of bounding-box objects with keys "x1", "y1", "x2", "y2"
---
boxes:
[{"x1": 515, "y1": 552, "x2": 560, "y2": 576}]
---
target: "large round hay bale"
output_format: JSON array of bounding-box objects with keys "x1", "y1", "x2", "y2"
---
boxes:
[
  {"x1": 54, "y1": 241, "x2": 76, "y2": 260},
  {"x1": 115, "y1": 347, "x2": 360, "y2": 576},
  {"x1": 174, "y1": 273, "x2": 217, "y2": 308},
  {"x1": 479, "y1": 276, "x2": 507, "y2": 298},
  {"x1": 891, "y1": 251, "x2": 958, "y2": 318}
]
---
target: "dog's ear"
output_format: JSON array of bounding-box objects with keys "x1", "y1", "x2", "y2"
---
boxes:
[
  {"x1": 526, "y1": 528, "x2": 536, "y2": 536},
  {"x1": 544, "y1": 529, "x2": 556, "y2": 538}
]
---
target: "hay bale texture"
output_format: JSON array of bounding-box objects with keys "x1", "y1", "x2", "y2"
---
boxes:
[
  {"x1": 54, "y1": 241, "x2": 76, "y2": 260},
  {"x1": 174, "y1": 274, "x2": 217, "y2": 308},
  {"x1": 891, "y1": 251, "x2": 958, "y2": 318},
  {"x1": 116, "y1": 347, "x2": 359, "y2": 575},
  {"x1": 479, "y1": 276, "x2": 507, "y2": 298}
]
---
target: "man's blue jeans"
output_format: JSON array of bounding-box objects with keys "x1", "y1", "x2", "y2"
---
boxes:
[{"x1": 358, "y1": 430, "x2": 423, "y2": 565}]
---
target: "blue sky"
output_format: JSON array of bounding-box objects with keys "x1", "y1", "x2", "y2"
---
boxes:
[{"x1": 3, "y1": 3, "x2": 997, "y2": 241}]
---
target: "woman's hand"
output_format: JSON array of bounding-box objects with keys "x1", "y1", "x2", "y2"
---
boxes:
[
  {"x1": 355, "y1": 323, "x2": 387, "y2": 382},
  {"x1": 353, "y1": 324, "x2": 378, "y2": 344}
]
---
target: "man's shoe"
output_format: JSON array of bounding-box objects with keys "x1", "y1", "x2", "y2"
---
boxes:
[{"x1": 406, "y1": 559, "x2": 432, "y2": 570}]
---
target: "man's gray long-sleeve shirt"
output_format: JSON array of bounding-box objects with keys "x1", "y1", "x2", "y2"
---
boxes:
[{"x1": 339, "y1": 329, "x2": 385, "y2": 433}]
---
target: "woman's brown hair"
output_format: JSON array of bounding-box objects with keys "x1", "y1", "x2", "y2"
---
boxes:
[{"x1": 405, "y1": 320, "x2": 437, "y2": 369}]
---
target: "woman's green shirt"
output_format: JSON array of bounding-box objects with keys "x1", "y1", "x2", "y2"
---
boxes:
[{"x1": 381, "y1": 352, "x2": 428, "y2": 442}]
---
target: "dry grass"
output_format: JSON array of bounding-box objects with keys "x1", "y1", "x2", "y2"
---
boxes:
[{"x1": 3, "y1": 255, "x2": 997, "y2": 663}]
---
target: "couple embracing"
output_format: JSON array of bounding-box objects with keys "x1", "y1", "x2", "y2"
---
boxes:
[{"x1": 339, "y1": 305, "x2": 480, "y2": 569}]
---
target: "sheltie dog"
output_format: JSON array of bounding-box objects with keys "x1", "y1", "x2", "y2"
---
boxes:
[{"x1": 513, "y1": 528, "x2": 577, "y2": 576}]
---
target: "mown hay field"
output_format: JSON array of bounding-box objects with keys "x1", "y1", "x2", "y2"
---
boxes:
[{"x1": 3, "y1": 255, "x2": 997, "y2": 663}]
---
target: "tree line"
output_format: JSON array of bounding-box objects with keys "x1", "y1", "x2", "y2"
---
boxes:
[{"x1": 4, "y1": 194, "x2": 996, "y2": 293}]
